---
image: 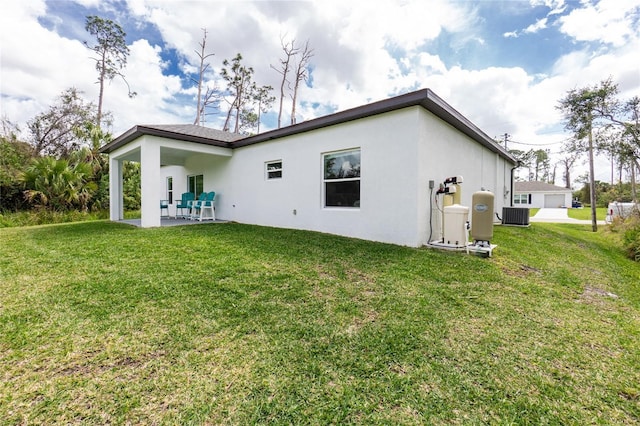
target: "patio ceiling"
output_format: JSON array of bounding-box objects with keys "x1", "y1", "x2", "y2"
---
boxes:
[{"x1": 109, "y1": 136, "x2": 233, "y2": 166}]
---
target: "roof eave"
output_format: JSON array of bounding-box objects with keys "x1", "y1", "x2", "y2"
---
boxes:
[
  {"x1": 233, "y1": 89, "x2": 517, "y2": 164},
  {"x1": 99, "y1": 125, "x2": 232, "y2": 154}
]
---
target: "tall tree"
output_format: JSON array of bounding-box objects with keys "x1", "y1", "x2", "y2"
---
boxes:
[
  {"x1": 221, "y1": 53, "x2": 255, "y2": 133},
  {"x1": 253, "y1": 85, "x2": 275, "y2": 134},
  {"x1": 192, "y1": 28, "x2": 216, "y2": 126},
  {"x1": 533, "y1": 149, "x2": 550, "y2": 182},
  {"x1": 271, "y1": 37, "x2": 298, "y2": 128},
  {"x1": 557, "y1": 78, "x2": 619, "y2": 231},
  {"x1": 27, "y1": 88, "x2": 100, "y2": 158},
  {"x1": 508, "y1": 149, "x2": 535, "y2": 181},
  {"x1": 559, "y1": 150, "x2": 580, "y2": 189},
  {"x1": 84, "y1": 15, "x2": 136, "y2": 126},
  {"x1": 598, "y1": 95, "x2": 640, "y2": 201},
  {"x1": 290, "y1": 40, "x2": 314, "y2": 125}
]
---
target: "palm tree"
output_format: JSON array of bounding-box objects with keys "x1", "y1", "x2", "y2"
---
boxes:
[{"x1": 21, "y1": 156, "x2": 95, "y2": 211}]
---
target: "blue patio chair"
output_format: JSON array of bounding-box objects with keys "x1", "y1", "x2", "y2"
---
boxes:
[
  {"x1": 175, "y1": 192, "x2": 195, "y2": 219},
  {"x1": 160, "y1": 199, "x2": 170, "y2": 218},
  {"x1": 191, "y1": 191, "x2": 216, "y2": 221}
]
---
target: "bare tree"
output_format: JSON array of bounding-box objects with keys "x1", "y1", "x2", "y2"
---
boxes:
[
  {"x1": 559, "y1": 150, "x2": 580, "y2": 189},
  {"x1": 271, "y1": 37, "x2": 298, "y2": 128},
  {"x1": 192, "y1": 29, "x2": 216, "y2": 125},
  {"x1": 290, "y1": 40, "x2": 314, "y2": 125},
  {"x1": 197, "y1": 86, "x2": 222, "y2": 125},
  {"x1": 84, "y1": 15, "x2": 136, "y2": 126}
]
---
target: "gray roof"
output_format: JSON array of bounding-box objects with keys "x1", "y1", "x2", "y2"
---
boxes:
[
  {"x1": 515, "y1": 181, "x2": 572, "y2": 193},
  {"x1": 143, "y1": 124, "x2": 244, "y2": 142},
  {"x1": 100, "y1": 89, "x2": 517, "y2": 165},
  {"x1": 100, "y1": 124, "x2": 243, "y2": 153}
]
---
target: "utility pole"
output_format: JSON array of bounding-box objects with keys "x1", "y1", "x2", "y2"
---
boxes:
[{"x1": 502, "y1": 133, "x2": 510, "y2": 149}]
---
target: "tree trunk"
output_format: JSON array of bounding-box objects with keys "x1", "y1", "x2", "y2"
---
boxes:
[
  {"x1": 290, "y1": 85, "x2": 298, "y2": 125},
  {"x1": 632, "y1": 159, "x2": 639, "y2": 202},
  {"x1": 588, "y1": 121, "x2": 597, "y2": 232},
  {"x1": 97, "y1": 51, "x2": 106, "y2": 126}
]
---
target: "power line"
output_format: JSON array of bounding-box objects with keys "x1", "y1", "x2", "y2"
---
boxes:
[{"x1": 507, "y1": 138, "x2": 570, "y2": 147}]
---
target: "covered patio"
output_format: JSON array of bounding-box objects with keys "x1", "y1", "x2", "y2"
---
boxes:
[{"x1": 101, "y1": 125, "x2": 240, "y2": 228}]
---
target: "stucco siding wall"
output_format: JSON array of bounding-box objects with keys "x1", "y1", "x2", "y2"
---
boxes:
[
  {"x1": 225, "y1": 108, "x2": 422, "y2": 246},
  {"x1": 159, "y1": 165, "x2": 183, "y2": 217},
  {"x1": 416, "y1": 109, "x2": 512, "y2": 245},
  {"x1": 153, "y1": 107, "x2": 515, "y2": 247}
]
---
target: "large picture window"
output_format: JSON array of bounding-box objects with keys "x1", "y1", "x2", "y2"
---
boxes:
[
  {"x1": 323, "y1": 148, "x2": 361, "y2": 208},
  {"x1": 188, "y1": 174, "x2": 204, "y2": 196}
]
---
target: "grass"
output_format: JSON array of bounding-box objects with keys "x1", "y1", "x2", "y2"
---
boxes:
[
  {"x1": 1, "y1": 221, "x2": 639, "y2": 424},
  {"x1": 0, "y1": 209, "x2": 140, "y2": 228},
  {"x1": 567, "y1": 207, "x2": 607, "y2": 221}
]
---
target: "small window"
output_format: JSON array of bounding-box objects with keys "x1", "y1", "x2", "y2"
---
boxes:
[
  {"x1": 266, "y1": 160, "x2": 282, "y2": 180},
  {"x1": 167, "y1": 176, "x2": 173, "y2": 204},
  {"x1": 323, "y1": 148, "x2": 361, "y2": 208},
  {"x1": 514, "y1": 194, "x2": 528, "y2": 205}
]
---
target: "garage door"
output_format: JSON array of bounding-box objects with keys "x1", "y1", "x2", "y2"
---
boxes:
[{"x1": 544, "y1": 194, "x2": 565, "y2": 208}]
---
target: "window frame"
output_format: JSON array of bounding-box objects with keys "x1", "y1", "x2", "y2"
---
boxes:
[
  {"x1": 513, "y1": 193, "x2": 529, "y2": 205},
  {"x1": 166, "y1": 176, "x2": 173, "y2": 204},
  {"x1": 322, "y1": 148, "x2": 361, "y2": 209},
  {"x1": 265, "y1": 160, "x2": 283, "y2": 180},
  {"x1": 187, "y1": 174, "x2": 204, "y2": 196}
]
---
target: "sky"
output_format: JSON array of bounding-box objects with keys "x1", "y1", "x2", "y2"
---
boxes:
[{"x1": 1, "y1": 0, "x2": 639, "y2": 185}]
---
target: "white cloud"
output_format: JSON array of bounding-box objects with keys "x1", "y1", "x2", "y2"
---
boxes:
[
  {"x1": 530, "y1": 0, "x2": 567, "y2": 15},
  {"x1": 558, "y1": 0, "x2": 640, "y2": 47},
  {"x1": 524, "y1": 17, "x2": 548, "y2": 33},
  {"x1": 0, "y1": 0, "x2": 97, "y2": 133},
  {"x1": 102, "y1": 39, "x2": 188, "y2": 129}
]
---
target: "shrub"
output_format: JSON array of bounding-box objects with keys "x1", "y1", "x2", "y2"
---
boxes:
[{"x1": 611, "y1": 211, "x2": 640, "y2": 261}]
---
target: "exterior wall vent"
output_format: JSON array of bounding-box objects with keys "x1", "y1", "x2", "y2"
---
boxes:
[{"x1": 502, "y1": 207, "x2": 530, "y2": 226}]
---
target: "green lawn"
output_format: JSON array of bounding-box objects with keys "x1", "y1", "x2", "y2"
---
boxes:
[
  {"x1": 567, "y1": 207, "x2": 607, "y2": 221},
  {"x1": 1, "y1": 221, "x2": 638, "y2": 424}
]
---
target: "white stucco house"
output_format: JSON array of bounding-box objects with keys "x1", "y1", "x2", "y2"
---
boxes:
[
  {"x1": 100, "y1": 89, "x2": 517, "y2": 247},
  {"x1": 513, "y1": 181, "x2": 573, "y2": 209}
]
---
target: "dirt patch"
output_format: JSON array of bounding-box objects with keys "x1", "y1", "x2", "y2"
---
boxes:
[
  {"x1": 499, "y1": 261, "x2": 543, "y2": 278},
  {"x1": 578, "y1": 286, "x2": 619, "y2": 305}
]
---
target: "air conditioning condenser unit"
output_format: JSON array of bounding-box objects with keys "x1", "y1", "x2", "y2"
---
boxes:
[{"x1": 502, "y1": 207, "x2": 530, "y2": 226}]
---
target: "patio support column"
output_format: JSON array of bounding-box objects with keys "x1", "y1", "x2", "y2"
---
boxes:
[
  {"x1": 140, "y1": 139, "x2": 161, "y2": 227},
  {"x1": 109, "y1": 156, "x2": 123, "y2": 221}
]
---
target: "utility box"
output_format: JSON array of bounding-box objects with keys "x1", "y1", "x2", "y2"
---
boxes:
[{"x1": 443, "y1": 204, "x2": 469, "y2": 247}]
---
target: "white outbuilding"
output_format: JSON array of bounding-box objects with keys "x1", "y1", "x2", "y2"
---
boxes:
[{"x1": 100, "y1": 89, "x2": 518, "y2": 247}]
